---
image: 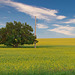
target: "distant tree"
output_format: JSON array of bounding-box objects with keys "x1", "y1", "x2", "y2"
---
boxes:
[{"x1": 0, "y1": 21, "x2": 37, "y2": 47}]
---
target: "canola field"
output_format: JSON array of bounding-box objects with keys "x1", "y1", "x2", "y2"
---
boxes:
[
  {"x1": 37, "y1": 38, "x2": 75, "y2": 46},
  {"x1": 0, "y1": 38, "x2": 75, "y2": 75}
]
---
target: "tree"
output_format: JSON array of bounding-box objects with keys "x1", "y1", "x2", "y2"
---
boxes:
[{"x1": 0, "y1": 21, "x2": 37, "y2": 47}]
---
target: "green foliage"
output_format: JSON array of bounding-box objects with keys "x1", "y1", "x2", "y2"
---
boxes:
[{"x1": 0, "y1": 21, "x2": 37, "y2": 47}]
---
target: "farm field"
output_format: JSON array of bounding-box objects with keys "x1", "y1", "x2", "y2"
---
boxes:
[{"x1": 0, "y1": 38, "x2": 75, "y2": 75}]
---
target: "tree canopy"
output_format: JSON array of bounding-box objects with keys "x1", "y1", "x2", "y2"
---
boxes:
[{"x1": 0, "y1": 21, "x2": 37, "y2": 47}]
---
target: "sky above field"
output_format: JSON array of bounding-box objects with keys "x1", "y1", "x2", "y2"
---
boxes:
[{"x1": 0, "y1": 0, "x2": 75, "y2": 38}]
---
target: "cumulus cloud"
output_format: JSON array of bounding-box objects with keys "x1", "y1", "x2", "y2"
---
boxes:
[
  {"x1": 64, "y1": 19, "x2": 75, "y2": 24},
  {"x1": 48, "y1": 24, "x2": 75, "y2": 36},
  {"x1": 0, "y1": 0, "x2": 66, "y2": 21},
  {"x1": 37, "y1": 24, "x2": 48, "y2": 29}
]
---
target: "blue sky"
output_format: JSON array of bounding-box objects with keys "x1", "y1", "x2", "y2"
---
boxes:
[{"x1": 0, "y1": 0, "x2": 75, "y2": 38}]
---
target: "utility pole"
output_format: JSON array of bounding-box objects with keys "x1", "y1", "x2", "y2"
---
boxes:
[{"x1": 34, "y1": 16, "x2": 36, "y2": 48}]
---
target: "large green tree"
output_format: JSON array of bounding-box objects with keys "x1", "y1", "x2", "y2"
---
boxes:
[{"x1": 0, "y1": 21, "x2": 37, "y2": 47}]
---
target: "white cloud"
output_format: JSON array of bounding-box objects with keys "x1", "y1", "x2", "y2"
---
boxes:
[
  {"x1": 8, "y1": 11, "x2": 11, "y2": 13},
  {"x1": 48, "y1": 24, "x2": 75, "y2": 36},
  {"x1": 64, "y1": 19, "x2": 75, "y2": 24},
  {"x1": 0, "y1": 23, "x2": 5, "y2": 26},
  {"x1": 37, "y1": 24, "x2": 48, "y2": 29},
  {"x1": 56, "y1": 16, "x2": 66, "y2": 20},
  {"x1": 0, "y1": 0, "x2": 66, "y2": 21},
  {"x1": 0, "y1": 23, "x2": 5, "y2": 28},
  {"x1": 3, "y1": 17, "x2": 7, "y2": 19},
  {"x1": 53, "y1": 24, "x2": 60, "y2": 27}
]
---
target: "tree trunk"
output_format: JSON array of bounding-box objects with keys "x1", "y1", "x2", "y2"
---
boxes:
[{"x1": 13, "y1": 44, "x2": 18, "y2": 48}]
